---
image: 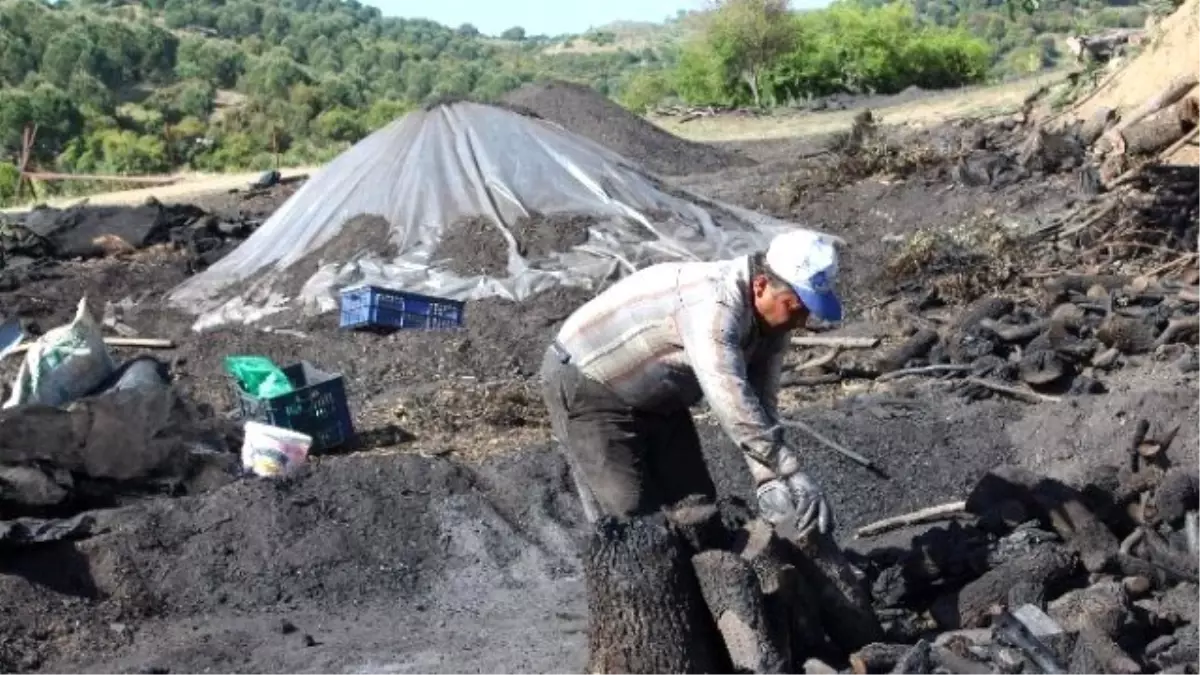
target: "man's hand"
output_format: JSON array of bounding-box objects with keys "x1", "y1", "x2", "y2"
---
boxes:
[{"x1": 755, "y1": 471, "x2": 834, "y2": 536}]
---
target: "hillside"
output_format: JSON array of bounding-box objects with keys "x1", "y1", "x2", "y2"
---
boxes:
[
  {"x1": 0, "y1": 0, "x2": 1162, "y2": 205},
  {"x1": 0, "y1": 0, "x2": 663, "y2": 200}
]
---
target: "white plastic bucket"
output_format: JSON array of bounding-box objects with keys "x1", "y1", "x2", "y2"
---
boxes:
[{"x1": 241, "y1": 421, "x2": 313, "y2": 478}]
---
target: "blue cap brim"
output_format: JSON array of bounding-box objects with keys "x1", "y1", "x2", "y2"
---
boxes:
[{"x1": 795, "y1": 286, "x2": 843, "y2": 322}]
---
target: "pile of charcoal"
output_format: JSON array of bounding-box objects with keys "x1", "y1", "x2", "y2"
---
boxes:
[
  {"x1": 842, "y1": 448, "x2": 1198, "y2": 674},
  {"x1": 839, "y1": 274, "x2": 1199, "y2": 398}
]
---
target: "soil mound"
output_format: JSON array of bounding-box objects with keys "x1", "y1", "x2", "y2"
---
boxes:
[{"x1": 502, "y1": 80, "x2": 756, "y2": 176}]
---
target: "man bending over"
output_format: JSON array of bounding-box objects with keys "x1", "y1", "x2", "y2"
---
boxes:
[{"x1": 540, "y1": 229, "x2": 843, "y2": 535}]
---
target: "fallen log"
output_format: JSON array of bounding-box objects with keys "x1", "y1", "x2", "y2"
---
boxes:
[
  {"x1": 967, "y1": 466, "x2": 1119, "y2": 572},
  {"x1": 583, "y1": 515, "x2": 730, "y2": 674},
  {"x1": 692, "y1": 549, "x2": 790, "y2": 673},
  {"x1": 1118, "y1": 95, "x2": 1200, "y2": 157},
  {"x1": 1109, "y1": 74, "x2": 1200, "y2": 137}
]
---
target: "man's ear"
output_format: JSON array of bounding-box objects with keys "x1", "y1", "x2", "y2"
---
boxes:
[{"x1": 751, "y1": 275, "x2": 767, "y2": 297}]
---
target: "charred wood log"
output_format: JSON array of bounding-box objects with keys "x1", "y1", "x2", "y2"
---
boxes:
[
  {"x1": 1066, "y1": 626, "x2": 1141, "y2": 674},
  {"x1": 1149, "y1": 467, "x2": 1199, "y2": 527},
  {"x1": 692, "y1": 550, "x2": 790, "y2": 673},
  {"x1": 849, "y1": 642, "x2": 911, "y2": 674},
  {"x1": 1140, "y1": 527, "x2": 1199, "y2": 582},
  {"x1": 777, "y1": 523, "x2": 885, "y2": 653},
  {"x1": 735, "y1": 519, "x2": 826, "y2": 662},
  {"x1": 583, "y1": 514, "x2": 731, "y2": 674},
  {"x1": 931, "y1": 544, "x2": 1079, "y2": 629},
  {"x1": 875, "y1": 329, "x2": 939, "y2": 373},
  {"x1": 890, "y1": 639, "x2": 933, "y2": 674}
]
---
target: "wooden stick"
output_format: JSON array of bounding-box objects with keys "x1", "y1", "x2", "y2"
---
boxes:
[
  {"x1": 5, "y1": 336, "x2": 175, "y2": 357},
  {"x1": 790, "y1": 336, "x2": 879, "y2": 349},
  {"x1": 779, "y1": 417, "x2": 884, "y2": 475},
  {"x1": 1144, "y1": 252, "x2": 1198, "y2": 278},
  {"x1": 963, "y1": 377, "x2": 1062, "y2": 403},
  {"x1": 855, "y1": 501, "x2": 968, "y2": 538},
  {"x1": 795, "y1": 347, "x2": 840, "y2": 372},
  {"x1": 876, "y1": 364, "x2": 972, "y2": 382}
]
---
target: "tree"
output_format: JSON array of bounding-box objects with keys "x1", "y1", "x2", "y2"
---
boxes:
[
  {"x1": 500, "y1": 26, "x2": 526, "y2": 41},
  {"x1": 703, "y1": 0, "x2": 797, "y2": 106}
]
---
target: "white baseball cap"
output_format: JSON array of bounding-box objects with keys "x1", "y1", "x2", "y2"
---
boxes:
[{"x1": 763, "y1": 229, "x2": 843, "y2": 322}]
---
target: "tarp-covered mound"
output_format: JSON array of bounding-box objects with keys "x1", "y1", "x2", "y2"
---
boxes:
[{"x1": 168, "y1": 101, "x2": 826, "y2": 330}]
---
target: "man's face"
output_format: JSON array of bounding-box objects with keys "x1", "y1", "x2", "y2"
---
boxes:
[{"x1": 752, "y1": 274, "x2": 809, "y2": 332}]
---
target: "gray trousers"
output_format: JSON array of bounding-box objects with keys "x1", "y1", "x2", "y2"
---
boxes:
[{"x1": 539, "y1": 344, "x2": 718, "y2": 523}]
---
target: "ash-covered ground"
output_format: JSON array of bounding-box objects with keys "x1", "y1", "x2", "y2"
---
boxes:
[{"x1": 0, "y1": 81, "x2": 1195, "y2": 674}]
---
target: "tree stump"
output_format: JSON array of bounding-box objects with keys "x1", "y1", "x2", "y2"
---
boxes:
[{"x1": 584, "y1": 514, "x2": 731, "y2": 674}]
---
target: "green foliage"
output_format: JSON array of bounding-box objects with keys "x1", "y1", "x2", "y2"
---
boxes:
[
  {"x1": 619, "y1": 69, "x2": 675, "y2": 113},
  {"x1": 671, "y1": 0, "x2": 994, "y2": 106},
  {"x1": 0, "y1": 0, "x2": 1151, "y2": 203}
]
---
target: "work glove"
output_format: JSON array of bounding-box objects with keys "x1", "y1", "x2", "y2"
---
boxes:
[{"x1": 756, "y1": 471, "x2": 834, "y2": 536}]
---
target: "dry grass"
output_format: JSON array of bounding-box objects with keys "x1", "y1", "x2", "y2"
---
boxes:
[
  {"x1": 884, "y1": 219, "x2": 1024, "y2": 304},
  {"x1": 654, "y1": 71, "x2": 1072, "y2": 143},
  {"x1": 778, "y1": 111, "x2": 955, "y2": 206}
]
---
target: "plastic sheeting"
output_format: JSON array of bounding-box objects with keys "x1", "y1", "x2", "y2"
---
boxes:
[{"x1": 168, "y1": 101, "x2": 838, "y2": 330}]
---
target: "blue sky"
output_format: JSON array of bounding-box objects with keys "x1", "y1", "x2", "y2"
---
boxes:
[{"x1": 366, "y1": 0, "x2": 832, "y2": 37}]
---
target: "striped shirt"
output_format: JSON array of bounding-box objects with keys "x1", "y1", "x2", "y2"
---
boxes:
[{"x1": 554, "y1": 255, "x2": 787, "y2": 464}]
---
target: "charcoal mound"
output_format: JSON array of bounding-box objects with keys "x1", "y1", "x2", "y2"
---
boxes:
[
  {"x1": 431, "y1": 215, "x2": 509, "y2": 278},
  {"x1": 502, "y1": 80, "x2": 756, "y2": 177},
  {"x1": 511, "y1": 212, "x2": 595, "y2": 260}
]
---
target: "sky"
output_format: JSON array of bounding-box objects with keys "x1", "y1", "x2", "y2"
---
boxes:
[{"x1": 365, "y1": 0, "x2": 832, "y2": 37}]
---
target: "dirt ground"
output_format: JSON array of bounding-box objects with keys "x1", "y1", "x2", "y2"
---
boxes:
[{"x1": 0, "y1": 77, "x2": 1196, "y2": 673}]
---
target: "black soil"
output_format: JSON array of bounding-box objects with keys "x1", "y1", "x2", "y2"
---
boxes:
[
  {"x1": 431, "y1": 215, "x2": 509, "y2": 277},
  {"x1": 502, "y1": 80, "x2": 756, "y2": 177},
  {"x1": 0, "y1": 448, "x2": 588, "y2": 674}
]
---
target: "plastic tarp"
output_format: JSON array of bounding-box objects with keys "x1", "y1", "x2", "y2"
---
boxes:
[{"x1": 168, "y1": 101, "x2": 839, "y2": 330}]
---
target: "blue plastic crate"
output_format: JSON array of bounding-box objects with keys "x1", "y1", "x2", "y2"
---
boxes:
[
  {"x1": 232, "y1": 361, "x2": 355, "y2": 453},
  {"x1": 339, "y1": 285, "x2": 465, "y2": 332}
]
